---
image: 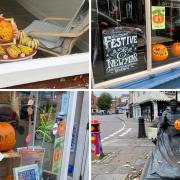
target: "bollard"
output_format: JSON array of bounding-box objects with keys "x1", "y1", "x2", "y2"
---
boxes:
[
  {"x1": 91, "y1": 119, "x2": 103, "y2": 159},
  {"x1": 138, "y1": 117, "x2": 146, "y2": 138}
]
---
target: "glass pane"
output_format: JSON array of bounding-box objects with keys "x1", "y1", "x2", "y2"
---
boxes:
[
  {"x1": 151, "y1": 0, "x2": 180, "y2": 68},
  {"x1": 92, "y1": 0, "x2": 147, "y2": 84}
]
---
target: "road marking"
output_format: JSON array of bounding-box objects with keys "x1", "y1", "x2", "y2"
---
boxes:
[
  {"x1": 119, "y1": 128, "x2": 132, "y2": 137},
  {"x1": 101, "y1": 121, "x2": 125, "y2": 143}
]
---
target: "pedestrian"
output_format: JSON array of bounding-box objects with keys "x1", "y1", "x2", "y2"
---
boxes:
[{"x1": 126, "y1": 111, "x2": 129, "y2": 118}]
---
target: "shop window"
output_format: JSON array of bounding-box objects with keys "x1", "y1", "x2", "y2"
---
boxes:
[
  {"x1": 92, "y1": 0, "x2": 147, "y2": 84},
  {"x1": 92, "y1": 0, "x2": 180, "y2": 88},
  {"x1": 151, "y1": 0, "x2": 180, "y2": 67},
  {"x1": 0, "y1": 91, "x2": 88, "y2": 180}
]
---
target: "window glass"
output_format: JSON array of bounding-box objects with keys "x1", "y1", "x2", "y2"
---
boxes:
[
  {"x1": 92, "y1": 0, "x2": 147, "y2": 84},
  {"x1": 151, "y1": 0, "x2": 180, "y2": 67}
]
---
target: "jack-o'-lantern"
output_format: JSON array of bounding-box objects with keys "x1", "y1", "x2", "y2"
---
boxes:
[
  {"x1": 174, "y1": 119, "x2": 180, "y2": 131},
  {"x1": 172, "y1": 42, "x2": 180, "y2": 57},
  {"x1": 152, "y1": 44, "x2": 168, "y2": 62},
  {"x1": 0, "y1": 122, "x2": 16, "y2": 152},
  {"x1": 0, "y1": 18, "x2": 14, "y2": 43}
]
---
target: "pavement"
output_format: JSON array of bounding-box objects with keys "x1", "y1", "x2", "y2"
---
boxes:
[{"x1": 91, "y1": 114, "x2": 155, "y2": 180}]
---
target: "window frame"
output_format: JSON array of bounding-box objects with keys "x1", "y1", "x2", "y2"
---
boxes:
[
  {"x1": 0, "y1": 53, "x2": 89, "y2": 88},
  {"x1": 92, "y1": 0, "x2": 180, "y2": 89}
]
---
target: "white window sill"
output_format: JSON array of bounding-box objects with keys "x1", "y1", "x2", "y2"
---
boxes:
[{"x1": 0, "y1": 52, "x2": 89, "y2": 88}]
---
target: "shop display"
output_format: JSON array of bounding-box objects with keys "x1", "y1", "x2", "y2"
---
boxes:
[
  {"x1": 0, "y1": 122, "x2": 16, "y2": 152},
  {"x1": 172, "y1": 42, "x2": 180, "y2": 57},
  {"x1": 152, "y1": 44, "x2": 168, "y2": 62},
  {"x1": 0, "y1": 16, "x2": 39, "y2": 62}
]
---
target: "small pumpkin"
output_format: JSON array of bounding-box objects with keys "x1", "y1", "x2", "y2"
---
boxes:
[
  {"x1": 0, "y1": 122, "x2": 16, "y2": 152},
  {"x1": 174, "y1": 119, "x2": 180, "y2": 131},
  {"x1": 152, "y1": 44, "x2": 168, "y2": 62},
  {"x1": 172, "y1": 42, "x2": 180, "y2": 57}
]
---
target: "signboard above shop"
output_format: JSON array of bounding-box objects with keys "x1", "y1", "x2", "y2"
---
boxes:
[
  {"x1": 160, "y1": 0, "x2": 180, "y2": 8},
  {"x1": 102, "y1": 27, "x2": 138, "y2": 77}
]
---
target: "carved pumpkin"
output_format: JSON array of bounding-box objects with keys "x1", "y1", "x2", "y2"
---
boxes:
[
  {"x1": 174, "y1": 119, "x2": 180, "y2": 131},
  {"x1": 0, "y1": 122, "x2": 16, "y2": 152},
  {"x1": 172, "y1": 42, "x2": 180, "y2": 57},
  {"x1": 0, "y1": 18, "x2": 13, "y2": 43},
  {"x1": 152, "y1": 44, "x2": 168, "y2": 62}
]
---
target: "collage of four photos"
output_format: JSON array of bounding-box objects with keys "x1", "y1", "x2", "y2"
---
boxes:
[{"x1": 0, "y1": 0, "x2": 180, "y2": 180}]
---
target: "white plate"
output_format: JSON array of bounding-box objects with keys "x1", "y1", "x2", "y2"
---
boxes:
[{"x1": 0, "y1": 50, "x2": 37, "y2": 63}]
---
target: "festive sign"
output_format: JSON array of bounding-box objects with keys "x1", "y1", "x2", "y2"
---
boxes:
[
  {"x1": 152, "y1": 6, "x2": 165, "y2": 30},
  {"x1": 102, "y1": 27, "x2": 138, "y2": 76}
]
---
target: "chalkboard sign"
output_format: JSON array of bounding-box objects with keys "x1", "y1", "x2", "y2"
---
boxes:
[{"x1": 102, "y1": 27, "x2": 138, "y2": 76}]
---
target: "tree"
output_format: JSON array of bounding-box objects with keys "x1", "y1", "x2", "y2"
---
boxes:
[{"x1": 97, "y1": 92, "x2": 112, "y2": 113}]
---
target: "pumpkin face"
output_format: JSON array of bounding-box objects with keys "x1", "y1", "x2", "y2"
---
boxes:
[
  {"x1": 172, "y1": 42, "x2": 180, "y2": 57},
  {"x1": 0, "y1": 122, "x2": 16, "y2": 152},
  {"x1": 174, "y1": 119, "x2": 180, "y2": 131},
  {"x1": 0, "y1": 19, "x2": 13, "y2": 43},
  {"x1": 152, "y1": 44, "x2": 168, "y2": 61}
]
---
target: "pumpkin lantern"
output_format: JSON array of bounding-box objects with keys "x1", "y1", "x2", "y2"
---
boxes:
[
  {"x1": 152, "y1": 44, "x2": 168, "y2": 62},
  {"x1": 0, "y1": 18, "x2": 14, "y2": 43},
  {"x1": 174, "y1": 119, "x2": 180, "y2": 131},
  {"x1": 172, "y1": 42, "x2": 180, "y2": 57},
  {"x1": 0, "y1": 122, "x2": 16, "y2": 152}
]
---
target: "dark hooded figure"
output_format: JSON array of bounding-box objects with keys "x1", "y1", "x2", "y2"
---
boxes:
[{"x1": 142, "y1": 99, "x2": 180, "y2": 179}]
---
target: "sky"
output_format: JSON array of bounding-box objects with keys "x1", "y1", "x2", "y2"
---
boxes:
[{"x1": 93, "y1": 91, "x2": 129, "y2": 97}]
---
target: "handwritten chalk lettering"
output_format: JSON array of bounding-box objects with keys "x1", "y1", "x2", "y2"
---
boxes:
[
  {"x1": 104, "y1": 36, "x2": 137, "y2": 49},
  {"x1": 103, "y1": 27, "x2": 138, "y2": 75}
]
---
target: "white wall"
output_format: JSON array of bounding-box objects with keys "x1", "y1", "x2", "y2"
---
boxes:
[{"x1": 16, "y1": 0, "x2": 89, "y2": 51}]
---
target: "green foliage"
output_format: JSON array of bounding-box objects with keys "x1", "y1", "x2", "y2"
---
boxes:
[
  {"x1": 35, "y1": 105, "x2": 54, "y2": 145},
  {"x1": 97, "y1": 92, "x2": 112, "y2": 112}
]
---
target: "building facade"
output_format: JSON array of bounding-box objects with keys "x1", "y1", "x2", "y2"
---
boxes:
[{"x1": 129, "y1": 91, "x2": 177, "y2": 121}]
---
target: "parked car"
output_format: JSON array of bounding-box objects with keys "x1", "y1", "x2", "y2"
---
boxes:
[{"x1": 0, "y1": 104, "x2": 19, "y2": 129}]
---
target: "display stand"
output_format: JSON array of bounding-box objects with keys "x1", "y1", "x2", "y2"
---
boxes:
[{"x1": 0, "y1": 152, "x2": 20, "y2": 179}]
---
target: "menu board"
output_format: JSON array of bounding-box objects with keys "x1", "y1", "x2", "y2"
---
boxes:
[{"x1": 102, "y1": 27, "x2": 138, "y2": 76}]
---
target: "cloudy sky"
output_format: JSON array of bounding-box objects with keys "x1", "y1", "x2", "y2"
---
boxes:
[{"x1": 93, "y1": 91, "x2": 129, "y2": 97}]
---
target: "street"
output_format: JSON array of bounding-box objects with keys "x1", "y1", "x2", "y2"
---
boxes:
[{"x1": 92, "y1": 114, "x2": 154, "y2": 180}]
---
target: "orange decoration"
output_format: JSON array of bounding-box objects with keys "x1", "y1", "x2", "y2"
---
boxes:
[
  {"x1": 153, "y1": 14, "x2": 164, "y2": 24},
  {"x1": 0, "y1": 122, "x2": 16, "y2": 152},
  {"x1": 174, "y1": 119, "x2": 180, "y2": 131},
  {"x1": 0, "y1": 19, "x2": 13, "y2": 43},
  {"x1": 152, "y1": 44, "x2": 168, "y2": 62},
  {"x1": 58, "y1": 121, "x2": 65, "y2": 137},
  {"x1": 3, "y1": 176, "x2": 13, "y2": 180},
  {"x1": 53, "y1": 149, "x2": 61, "y2": 162},
  {"x1": 172, "y1": 42, "x2": 180, "y2": 57}
]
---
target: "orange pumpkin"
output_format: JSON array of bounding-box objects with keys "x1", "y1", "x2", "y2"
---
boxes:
[
  {"x1": 172, "y1": 42, "x2": 180, "y2": 57},
  {"x1": 174, "y1": 119, "x2": 180, "y2": 131},
  {"x1": 152, "y1": 44, "x2": 168, "y2": 62},
  {"x1": 0, "y1": 18, "x2": 13, "y2": 43},
  {"x1": 0, "y1": 122, "x2": 16, "y2": 152}
]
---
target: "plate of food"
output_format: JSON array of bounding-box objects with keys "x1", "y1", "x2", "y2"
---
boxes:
[
  {"x1": 0, "y1": 15, "x2": 39, "y2": 63},
  {"x1": 0, "y1": 44, "x2": 37, "y2": 63}
]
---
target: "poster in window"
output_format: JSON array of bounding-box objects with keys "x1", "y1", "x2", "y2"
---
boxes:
[
  {"x1": 13, "y1": 164, "x2": 39, "y2": 180},
  {"x1": 102, "y1": 27, "x2": 138, "y2": 76},
  {"x1": 152, "y1": 6, "x2": 165, "y2": 30}
]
